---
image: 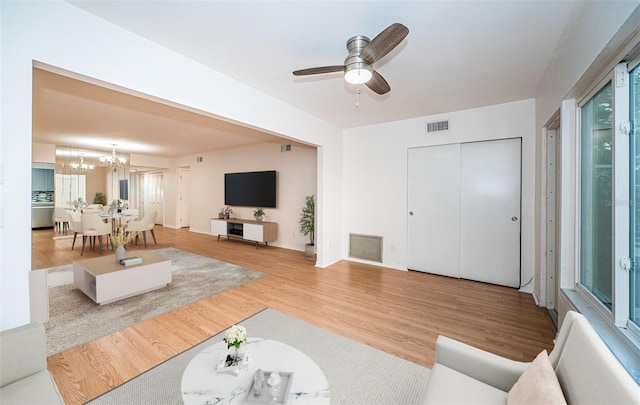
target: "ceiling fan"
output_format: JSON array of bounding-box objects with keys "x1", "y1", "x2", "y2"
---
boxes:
[{"x1": 293, "y1": 23, "x2": 409, "y2": 95}]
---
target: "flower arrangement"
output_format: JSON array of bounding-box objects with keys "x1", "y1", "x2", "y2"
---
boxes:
[
  {"x1": 110, "y1": 226, "x2": 137, "y2": 246},
  {"x1": 219, "y1": 206, "x2": 234, "y2": 219},
  {"x1": 72, "y1": 198, "x2": 86, "y2": 210},
  {"x1": 223, "y1": 324, "x2": 247, "y2": 350}
]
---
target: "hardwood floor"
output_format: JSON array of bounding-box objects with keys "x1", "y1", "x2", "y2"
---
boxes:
[{"x1": 33, "y1": 226, "x2": 556, "y2": 404}]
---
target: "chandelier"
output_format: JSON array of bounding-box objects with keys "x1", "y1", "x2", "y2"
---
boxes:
[
  {"x1": 100, "y1": 144, "x2": 127, "y2": 167},
  {"x1": 70, "y1": 154, "x2": 95, "y2": 172}
]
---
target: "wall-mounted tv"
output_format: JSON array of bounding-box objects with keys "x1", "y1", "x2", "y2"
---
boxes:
[{"x1": 224, "y1": 170, "x2": 277, "y2": 208}]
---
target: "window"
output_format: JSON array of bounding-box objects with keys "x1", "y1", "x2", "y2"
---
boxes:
[
  {"x1": 55, "y1": 173, "x2": 86, "y2": 208},
  {"x1": 578, "y1": 62, "x2": 640, "y2": 333},
  {"x1": 580, "y1": 83, "x2": 613, "y2": 310}
]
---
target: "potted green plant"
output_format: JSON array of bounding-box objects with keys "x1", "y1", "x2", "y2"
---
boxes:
[
  {"x1": 93, "y1": 192, "x2": 107, "y2": 206},
  {"x1": 253, "y1": 208, "x2": 266, "y2": 222},
  {"x1": 299, "y1": 195, "x2": 315, "y2": 259}
]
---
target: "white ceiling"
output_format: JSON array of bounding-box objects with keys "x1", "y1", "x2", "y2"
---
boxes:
[{"x1": 34, "y1": 0, "x2": 582, "y2": 158}]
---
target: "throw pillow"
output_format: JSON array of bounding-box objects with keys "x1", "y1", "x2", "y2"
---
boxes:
[{"x1": 507, "y1": 349, "x2": 567, "y2": 405}]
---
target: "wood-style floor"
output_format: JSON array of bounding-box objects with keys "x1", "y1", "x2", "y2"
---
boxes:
[{"x1": 32, "y1": 226, "x2": 556, "y2": 405}]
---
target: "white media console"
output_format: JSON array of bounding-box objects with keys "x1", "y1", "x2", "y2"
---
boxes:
[{"x1": 210, "y1": 218, "x2": 277, "y2": 248}]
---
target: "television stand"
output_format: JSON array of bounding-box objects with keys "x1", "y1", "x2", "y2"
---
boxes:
[{"x1": 210, "y1": 218, "x2": 277, "y2": 248}]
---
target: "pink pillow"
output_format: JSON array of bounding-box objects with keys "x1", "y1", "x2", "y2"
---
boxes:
[{"x1": 508, "y1": 350, "x2": 567, "y2": 405}]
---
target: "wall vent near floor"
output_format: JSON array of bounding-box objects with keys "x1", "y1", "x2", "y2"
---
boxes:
[
  {"x1": 281, "y1": 144, "x2": 292, "y2": 152},
  {"x1": 426, "y1": 120, "x2": 450, "y2": 133},
  {"x1": 349, "y1": 233, "x2": 383, "y2": 263}
]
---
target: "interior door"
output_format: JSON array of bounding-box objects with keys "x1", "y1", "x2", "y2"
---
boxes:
[
  {"x1": 407, "y1": 144, "x2": 461, "y2": 277},
  {"x1": 459, "y1": 138, "x2": 521, "y2": 287},
  {"x1": 179, "y1": 168, "x2": 190, "y2": 228},
  {"x1": 144, "y1": 172, "x2": 164, "y2": 225}
]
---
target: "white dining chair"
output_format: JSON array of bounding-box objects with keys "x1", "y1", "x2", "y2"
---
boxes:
[
  {"x1": 69, "y1": 211, "x2": 83, "y2": 251},
  {"x1": 120, "y1": 209, "x2": 139, "y2": 227},
  {"x1": 53, "y1": 207, "x2": 71, "y2": 234},
  {"x1": 126, "y1": 211, "x2": 157, "y2": 249},
  {"x1": 81, "y1": 214, "x2": 112, "y2": 255}
]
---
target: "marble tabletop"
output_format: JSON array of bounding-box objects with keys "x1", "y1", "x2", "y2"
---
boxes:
[{"x1": 181, "y1": 338, "x2": 330, "y2": 405}]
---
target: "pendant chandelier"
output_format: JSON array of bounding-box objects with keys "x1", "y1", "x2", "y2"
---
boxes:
[
  {"x1": 70, "y1": 154, "x2": 95, "y2": 172},
  {"x1": 100, "y1": 144, "x2": 127, "y2": 167}
]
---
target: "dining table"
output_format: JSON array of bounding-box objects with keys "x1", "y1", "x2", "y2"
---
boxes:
[{"x1": 99, "y1": 212, "x2": 137, "y2": 234}]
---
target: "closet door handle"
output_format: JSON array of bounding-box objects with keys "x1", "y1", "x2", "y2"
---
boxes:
[
  {"x1": 511, "y1": 216, "x2": 518, "y2": 222},
  {"x1": 409, "y1": 212, "x2": 414, "y2": 216}
]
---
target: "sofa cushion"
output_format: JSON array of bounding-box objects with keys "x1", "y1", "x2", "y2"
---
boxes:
[
  {"x1": 507, "y1": 350, "x2": 566, "y2": 405},
  {"x1": 0, "y1": 370, "x2": 64, "y2": 405},
  {"x1": 422, "y1": 363, "x2": 508, "y2": 404}
]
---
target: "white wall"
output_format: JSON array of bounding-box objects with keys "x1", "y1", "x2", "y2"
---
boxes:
[
  {"x1": 186, "y1": 143, "x2": 317, "y2": 251},
  {"x1": 533, "y1": 2, "x2": 639, "y2": 307},
  {"x1": 32, "y1": 143, "x2": 56, "y2": 163},
  {"x1": 343, "y1": 99, "x2": 536, "y2": 292},
  {"x1": 0, "y1": 0, "x2": 343, "y2": 330}
]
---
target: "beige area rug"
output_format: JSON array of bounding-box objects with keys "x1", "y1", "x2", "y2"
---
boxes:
[
  {"x1": 87, "y1": 309, "x2": 431, "y2": 405},
  {"x1": 45, "y1": 247, "x2": 265, "y2": 355}
]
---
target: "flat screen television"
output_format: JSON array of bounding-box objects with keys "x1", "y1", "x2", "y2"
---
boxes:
[{"x1": 224, "y1": 170, "x2": 277, "y2": 208}]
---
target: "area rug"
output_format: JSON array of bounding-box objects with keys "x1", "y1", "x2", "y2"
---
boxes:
[
  {"x1": 45, "y1": 247, "x2": 265, "y2": 355},
  {"x1": 87, "y1": 308, "x2": 431, "y2": 405}
]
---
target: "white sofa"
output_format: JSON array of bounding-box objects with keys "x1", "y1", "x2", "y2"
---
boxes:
[
  {"x1": 422, "y1": 310, "x2": 640, "y2": 404},
  {"x1": 0, "y1": 322, "x2": 64, "y2": 404}
]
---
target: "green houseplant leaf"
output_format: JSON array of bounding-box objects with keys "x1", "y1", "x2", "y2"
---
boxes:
[{"x1": 299, "y1": 195, "x2": 315, "y2": 246}]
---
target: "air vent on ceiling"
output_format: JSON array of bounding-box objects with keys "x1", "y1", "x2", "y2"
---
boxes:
[
  {"x1": 426, "y1": 120, "x2": 450, "y2": 133},
  {"x1": 281, "y1": 144, "x2": 292, "y2": 152}
]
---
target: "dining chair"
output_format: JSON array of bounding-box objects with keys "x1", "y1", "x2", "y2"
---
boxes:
[
  {"x1": 81, "y1": 214, "x2": 112, "y2": 255},
  {"x1": 120, "y1": 209, "x2": 139, "y2": 227},
  {"x1": 69, "y1": 211, "x2": 82, "y2": 251},
  {"x1": 126, "y1": 211, "x2": 157, "y2": 249},
  {"x1": 53, "y1": 207, "x2": 71, "y2": 234}
]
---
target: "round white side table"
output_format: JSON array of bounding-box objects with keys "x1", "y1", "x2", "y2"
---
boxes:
[{"x1": 181, "y1": 338, "x2": 330, "y2": 404}]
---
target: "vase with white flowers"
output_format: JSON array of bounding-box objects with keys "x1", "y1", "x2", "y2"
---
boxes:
[{"x1": 223, "y1": 324, "x2": 247, "y2": 365}]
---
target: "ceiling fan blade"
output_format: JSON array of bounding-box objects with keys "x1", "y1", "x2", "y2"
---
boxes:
[
  {"x1": 359, "y1": 23, "x2": 409, "y2": 64},
  {"x1": 293, "y1": 65, "x2": 345, "y2": 76},
  {"x1": 366, "y1": 70, "x2": 391, "y2": 95}
]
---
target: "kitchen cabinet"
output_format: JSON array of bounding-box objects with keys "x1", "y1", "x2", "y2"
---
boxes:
[{"x1": 32, "y1": 168, "x2": 54, "y2": 191}]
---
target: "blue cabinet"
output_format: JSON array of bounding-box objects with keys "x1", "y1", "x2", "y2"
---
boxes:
[{"x1": 32, "y1": 168, "x2": 54, "y2": 191}]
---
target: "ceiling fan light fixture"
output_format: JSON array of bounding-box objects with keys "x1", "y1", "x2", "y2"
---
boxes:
[{"x1": 344, "y1": 62, "x2": 372, "y2": 85}]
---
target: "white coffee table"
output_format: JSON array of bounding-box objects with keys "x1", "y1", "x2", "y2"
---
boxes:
[
  {"x1": 73, "y1": 251, "x2": 172, "y2": 304},
  {"x1": 181, "y1": 338, "x2": 330, "y2": 404}
]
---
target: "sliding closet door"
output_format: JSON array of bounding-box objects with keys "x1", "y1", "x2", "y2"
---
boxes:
[
  {"x1": 407, "y1": 138, "x2": 521, "y2": 288},
  {"x1": 459, "y1": 138, "x2": 521, "y2": 287},
  {"x1": 407, "y1": 144, "x2": 461, "y2": 277}
]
